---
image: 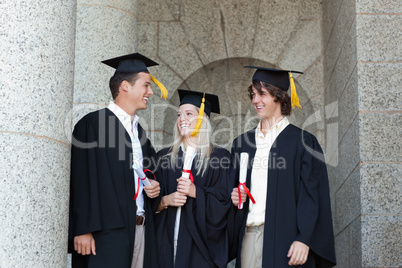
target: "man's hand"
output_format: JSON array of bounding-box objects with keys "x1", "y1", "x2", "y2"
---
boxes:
[
  {"x1": 74, "y1": 233, "x2": 96, "y2": 256},
  {"x1": 231, "y1": 187, "x2": 247, "y2": 207},
  {"x1": 144, "y1": 179, "x2": 160, "y2": 198},
  {"x1": 287, "y1": 241, "x2": 309, "y2": 266},
  {"x1": 177, "y1": 177, "x2": 196, "y2": 198}
]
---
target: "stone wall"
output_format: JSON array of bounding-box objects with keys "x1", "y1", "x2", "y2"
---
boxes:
[
  {"x1": 324, "y1": 0, "x2": 401, "y2": 267},
  {"x1": 136, "y1": 0, "x2": 327, "y2": 153}
]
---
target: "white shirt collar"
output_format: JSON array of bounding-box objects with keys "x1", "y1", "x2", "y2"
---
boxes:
[
  {"x1": 256, "y1": 117, "x2": 289, "y2": 139},
  {"x1": 107, "y1": 101, "x2": 139, "y2": 134}
]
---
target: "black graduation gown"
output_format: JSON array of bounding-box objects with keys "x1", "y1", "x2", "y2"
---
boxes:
[
  {"x1": 154, "y1": 146, "x2": 231, "y2": 268},
  {"x1": 68, "y1": 108, "x2": 159, "y2": 268},
  {"x1": 228, "y1": 124, "x2": 336, "y2": 268}
]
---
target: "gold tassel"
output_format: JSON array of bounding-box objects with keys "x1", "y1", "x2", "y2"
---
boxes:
[
  {"x1": 191, "y1": 93, "x2": 205, "y2": 137},
  {"x1": 150, "y1": 74, "x2": 168, "y2": 99},
  {"x1": 289, "y1": 72, "x2": 301, "y2": 109}
]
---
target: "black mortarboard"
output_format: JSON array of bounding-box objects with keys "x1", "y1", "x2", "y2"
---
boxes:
[
  {"x1": 102, "y1": 52, "x2": 168, "y2": 99},
  {"x1": 178, "y1": 89, "x2": 220, "y2": 117},
  {"x1": 245, "y1": 66, "x2": 303, "y2": 108},
  {"x1": 244, "y1": 66, "x2": 303, "y2": 91},
  {"x1": 178, "y1": 89, "x2": 220, "y2": 137},
  {"x1": 102, "y1": 52, "x2": 158, "y2": 73}
]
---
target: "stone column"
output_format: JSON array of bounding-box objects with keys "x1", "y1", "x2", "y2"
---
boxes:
[
  {"x1": 324, "y1": 0, "x2": 401, "y2": 267},
  {"x1": 354, "y1": 2, "x2": 401, "y2": 266},
  {"x1": 0, "y1": 1, "x2": 77, "y2": 267}
]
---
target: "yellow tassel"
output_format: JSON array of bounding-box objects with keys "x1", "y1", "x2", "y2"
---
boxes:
[
  {"x1": 150, "y1": 74, "x2": 168, "y2": 99},
  {"x1": 191, "y1": 94, "x2": 205, "y2": 137},
  {"x1": 289, "y1": 72, "x2": 301, "y2": 109}
]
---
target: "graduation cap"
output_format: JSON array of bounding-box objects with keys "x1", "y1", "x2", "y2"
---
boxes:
[
  {"x1": 245, "y1": 66, "x2": 303, "y2": 109},
  {"x1": 102, "y1": 52, "x2": 168, "y2": 99},
  {"x1": 177, "y1": 89, "x2": 220, "y2": 137}
]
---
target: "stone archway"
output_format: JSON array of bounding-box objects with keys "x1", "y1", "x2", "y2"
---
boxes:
[{"x1": 161, "y1": 57, "x2": 315, "y2": 150}]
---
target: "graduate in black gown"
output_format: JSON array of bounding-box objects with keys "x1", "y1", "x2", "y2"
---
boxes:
[
  {"x1": 155, "y1": 90, "x2": 231, "y2": 268},
  {"x1": 69, "y1": 53, "x2": 168, "y2": 268},
  {"x1": 228, "y1": 67, "x2": 336, "y2": 268}
]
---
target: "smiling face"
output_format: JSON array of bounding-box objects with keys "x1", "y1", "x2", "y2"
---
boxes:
[
  {"x1": 127, "y1": 72, "x2": 153, "y2": 112},
  {"x1": 251, "y1": 85, "x2": 282, "y2": 121},
  {"x1": 177, "y1": 104, "x2": 199, "y2": 137}
]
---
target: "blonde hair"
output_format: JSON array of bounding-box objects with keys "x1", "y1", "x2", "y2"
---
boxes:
[{"x1": 169, "y1": 107, "x2": 214, "y2": 176}]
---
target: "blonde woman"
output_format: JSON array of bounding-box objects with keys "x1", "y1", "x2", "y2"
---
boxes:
[{"x1": 155, "y1": 90, "x2": 231, "y2": 268}]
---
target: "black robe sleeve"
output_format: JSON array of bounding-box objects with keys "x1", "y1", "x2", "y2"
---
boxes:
[
  {"x1": 227, "y1": 138, "x2": 242, "y2": 262},
  {"x1": 69, "y1": 116, "x2": 102, "y2": 237},
  {"x1": 191, "y1": 148, "x2": 231, "y2": 267},
  {"x1": 69, "y1": 113, "x2": 126, "y2": 239},
  {"x1": 227, "y1": 130, "x2": 256, "y2": 262},
  {"x1": 296, "y1": 133, "x2": 336, "y2": 266}
]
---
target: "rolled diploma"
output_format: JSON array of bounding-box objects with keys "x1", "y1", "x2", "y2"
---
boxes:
[
  {"x1": 239, "y1": 152, "x2": 249, "y2": 209},
  {"x1": 134, "y1": 167, "x2": 151, "y2": 187},
  {"x1": 181, "y1": 145, "x2": 196, "y2": 179},
  {"x1": 174, "y1": 145, "x2": 196, "y2": 256}
]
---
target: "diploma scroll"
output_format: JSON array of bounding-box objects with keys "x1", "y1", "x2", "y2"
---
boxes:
[
  {"x1": 132, "y1": 166, "x2": 156, "y2": 200},
  {"x1": 238, "y1": 153, "x2": 248, "y2": 209},
  {"x1": 238, "y1": 152, "x2": 256, "y2": 209},
  {"x1": 181, "y1": 145, "x2": 196, "y2": 179},
  {"x1": 175, "y1": 145, "x2": 196, "y2": 225},
  {"x1": 174, "y1": 145, "x2": 196, "y2": 259},
  {"x1": 134, "y1": 168, "x2": 151, "y2": 187}
]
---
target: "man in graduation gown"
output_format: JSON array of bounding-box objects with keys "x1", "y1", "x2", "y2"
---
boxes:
[
  {"x1": 228, "y1": 67, "x2": 336, "y2": 268},
  {"x1": 68, "y1": 53, "x2": 168, "y2": 268}
]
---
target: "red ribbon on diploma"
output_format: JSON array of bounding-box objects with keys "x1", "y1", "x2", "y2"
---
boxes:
[
  {"x1": 142, "y1": 169, "x2": 156, "y2": 181},
  {"x1": 238, "y1": 182, "x2": 256, "y2": 209},
  {"x1": 133, "y1": 169, "x2": 156, "y2": 200},
  {"x1": 182, "y1": 169, "x2": 194, "y2": 183}
]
